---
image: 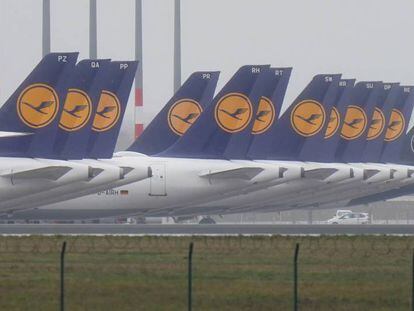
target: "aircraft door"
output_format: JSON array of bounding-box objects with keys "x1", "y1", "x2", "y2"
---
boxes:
[{"x1": 149, "y1": 163, "x2": 167, "y2": 196}]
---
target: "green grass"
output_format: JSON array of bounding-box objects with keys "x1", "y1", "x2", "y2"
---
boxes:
[{"x1": 0, "y1": 235, "x2": 413, "y2": 310}]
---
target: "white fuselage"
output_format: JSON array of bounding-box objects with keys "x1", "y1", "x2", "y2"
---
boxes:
[
  {"x1": 20, "y1": 158, "x2": 352, "y2": 219},
  {"x1": 20, "y1": 154, "x2": 298, "y2": 218}
]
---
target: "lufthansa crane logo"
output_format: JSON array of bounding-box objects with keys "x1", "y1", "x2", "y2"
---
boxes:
[
  {"x1": 340, "y1": 105, "x2": 367, "y2": 140},
  {"x1": 367, "y1": 108, "x2": 385, "y2": 140},
  {"x1": 167, "y1": 99, "x2": 203, "y2": 136},
  {"x1": 252, "y1": 97, "x2": 275, "y2": 135},
  {"x1": 324, "y1": 107, "x2": 340, "y2": 139},
  {"x1": 215, "y1": 93, "x2": 253, "y2": 133},
  {"x1": 291, "y1": 100, "x2": 325, "y2": 137},
  {"x1": 59, "y1": 89, "x2": 92, "y2": 131},
  {"x1": 385, "y1": 109, "x2": 405, "y2": 142},
  {"x1": 17, "y1": 83, "x2": 59, "y2": 129},
  {"x1": 92, "y1": 90, "x2": 121, "y2": 132}
]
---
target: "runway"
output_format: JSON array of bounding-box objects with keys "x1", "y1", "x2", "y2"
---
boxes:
[{"x1": 0, "y1": 224, "x2": 414, "y2": 235}]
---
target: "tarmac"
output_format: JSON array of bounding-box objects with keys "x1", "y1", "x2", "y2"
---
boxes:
[{"x1": 0, "y1": 224, "x2": 414, "y2": 235}]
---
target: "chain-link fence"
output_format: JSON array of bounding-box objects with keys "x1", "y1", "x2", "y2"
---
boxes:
[{"x1": 0, "y1": 235, "x2": 413, "y2": 310}]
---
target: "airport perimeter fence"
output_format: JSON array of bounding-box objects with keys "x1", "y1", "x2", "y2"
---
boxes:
[{"x1": 1, "y1": 235, "x2": 414, "y2": 310}]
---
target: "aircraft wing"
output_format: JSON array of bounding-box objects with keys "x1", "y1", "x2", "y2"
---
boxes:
[
  {"x1": 87, "y1": 167, "x2": 104, "y2": 179},
  {"x1": 1, "y1": 166, "x2": 72, "y2": 181},
  {"x1": 199, "y1": 167, "x2": 264, "y2": 180}
]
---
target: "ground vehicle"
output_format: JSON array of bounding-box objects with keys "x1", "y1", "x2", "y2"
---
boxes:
[
  {"x1": 324, "y1": 210, "x2": 352, "y2": 224},
  {"x1": 198, "y1": 216, "x2": 216, "y2": 224},
  {"x1": 336, "y1": 210, "x2": 352, "y2": 218},
  {"x1": 327, "y1": 212, "x2": 369, "y2": 224}
]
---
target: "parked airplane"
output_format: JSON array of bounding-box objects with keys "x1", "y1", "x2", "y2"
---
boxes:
[
  {"x1": 0, "y1": 53, "x2": 93, "y2": 202},
  {"x1": 9, "y1": 65, "x2": 309, "y2": 219},
  {"x1": 2, "y1": 70, "x2": 220, "y2": 214},
  {"x1": 310, "y1": 85, "x2": 414, "y2": 209},
  {"x1": 290, "y1": 84, "x2": 414, "y2": 209},
  {"x1": 11, "y1": 68, "x2": 349, "y2": 219},
  {"x1": 161, "y1": 74, "x2": 356, "y2": 217},
  {"x1": 5, "y1": 59, "x2": 414, "y2": 221},
  {"x1": 230, "y1": 83, "x2": 414, "y2": 214},
  {"x1": 0, "y1": 54, "x2": 150, "y2": 213},
  {"x1": 158, "y1": 80, "x2": 414, "y2": 217}
]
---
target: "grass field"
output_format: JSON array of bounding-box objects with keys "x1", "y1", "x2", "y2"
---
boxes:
[{"x1": 0, "y1": 235, "x2": 413, "y2": 310}]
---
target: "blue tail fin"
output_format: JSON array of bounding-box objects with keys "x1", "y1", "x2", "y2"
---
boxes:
[
  {"x1": 86, "y1": 61, "x2": 138, "y2": 159},
  {"x1": 224, "y1": 67, "x2": 292, "y2": 159},
  {"x1": 386, "y1": 86, "x2": 414, "y2": 164},
  {"x1": 247, "y1": 74, "x2": 341, "y2": 160},
  {"x1": 160, "y1": 65, "x2": 270, "y2": 159},
  {"x1": 335, "y1": 81, "x2": 382, "y2": 162},
  {"x1": 361, "y1": 83, "x2": 400, "y2": 162},
  {"x1": 269, "y1": 68, "x2": 292, "y2": 123},
  {"x1": 127, "y1": 71, "x2": 219, "y2": 155},
  {"x1": 297, "y1": 77, "x2": 346, "y2": 161},
  {"x1": 53, "y1": 59, "x2": 111, "y2": 159},
  {"x1": 298, "y1": 79, "x2": 356, "y2": 162},
  {"x1": 0, "y1": 53, "x2": 78, "y2": 157}
]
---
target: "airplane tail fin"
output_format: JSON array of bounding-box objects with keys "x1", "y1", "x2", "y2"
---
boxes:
[
  {"x1": 298, "y1": 79, "x2": 356, "y2": 162},
  {"x1": 335, "y1": 81, "x2": 383, "y2": 162},
  {"x1": 160, "y1": 65, "x2": 269, "y2": 159},
  {"x1": 86, "y1": 61, "x2": 138, "y2": 159},
  {"x1": 361, "y1": 83, "x2": 401, "y2": 162},
  {"x1": 53, "y1": 59, "x2": 111, "y2": 159},
  {"x1": 127, "y1": 71, "x2": 219, "y2": 155},
  {"x1": 0, "y1": 53, "x2": 78, "y2": 157},
  {"x1": 240, "y1": 67, "x2": 292, "y2": 159},
  {"x1": 385, "y1": 86, "x2": 414, "y2": 164},
  {"x1": 248, "y1": 74, "x2": 341, "y2": 160}
]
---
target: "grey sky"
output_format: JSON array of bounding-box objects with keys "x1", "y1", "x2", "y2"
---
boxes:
[{"x1": 1, "y1": 0, "x2": 414, "y2": 149}]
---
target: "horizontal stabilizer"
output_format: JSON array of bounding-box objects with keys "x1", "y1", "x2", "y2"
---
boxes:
[
  {"x1": 363, "y1": 169, "x2": 380, "y2": 180},
  {"x1": 199, "y1": 167, "x2": 264, "y2": 180},
  {"x1": 303, "y1": 168, "x2": 338, "y2": 180},
  {"x1": 2, "y1": 166, "x2": 72, "y2": 181},
  {"x1": 0, "y1": 131, "x2": 33, "y2": 138},
  {"x1": 120, "y1": 166, "x2": 134, "y2": 179},
  {"x1": 88, "y1": 167, "x2": 104, "y2": 179}
]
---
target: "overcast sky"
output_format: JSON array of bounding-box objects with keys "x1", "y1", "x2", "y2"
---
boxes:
[{"x1": 1, "y1": 0, "x2": 414, "y2": 149}]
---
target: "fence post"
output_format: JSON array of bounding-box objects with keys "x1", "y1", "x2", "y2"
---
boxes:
[
  {"x1": 294, "y1": 243, "x2": 300, "y2": 311},
  {"x1": 188, "y1": 242, "x2": 194, "y2": 311},
  {"x1": 412, "y1": 249, "x2": 414, "y2": 311},
  {"x1": 60, "y1": 241, "x2": 67, "y2": 311}
]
